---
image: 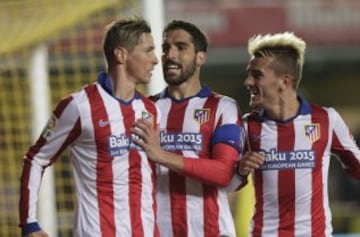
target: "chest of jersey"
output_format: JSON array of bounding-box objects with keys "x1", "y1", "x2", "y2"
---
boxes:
[
  {"x1": 248, "y1": 115, "x2": 329, "y2": 171},
  {"x1": 157, "y1": 97, "x2": 217, "y2": 154}
]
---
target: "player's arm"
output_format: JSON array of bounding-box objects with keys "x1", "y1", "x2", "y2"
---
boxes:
[
  {"x1": 226, "y1": 115, "x2": 265, "y2": 191},
  {"x1": 330, "y1": 108, "x2": 360, "y2": 179},
  {"x1": 224, "y1": 151, "x2": 265, "y2": 191},
  {"x1": 19, "y1": 96, "x2": 81, "y2": 236},
  {"x1": 132, "y1": 120, "x2": 240, "y2": 187}
]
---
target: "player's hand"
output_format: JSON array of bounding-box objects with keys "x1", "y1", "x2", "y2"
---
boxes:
[
  {"x1": 237, "y1": 151, "x2": 264, "y2": 176},
  {"x1": 24, "y1": 230, "x2": 49, "y2": 237},
  {"x1": 131, "y1": 119, "x2": 164, "y2": 163}
]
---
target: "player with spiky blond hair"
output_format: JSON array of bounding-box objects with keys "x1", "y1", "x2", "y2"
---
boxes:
[
  {"x1": 232, "y1": 32, "x2": 360, "y2": 236},
  {"x1": 247, "y1": 31, "x2": 305, "y2": 90}
]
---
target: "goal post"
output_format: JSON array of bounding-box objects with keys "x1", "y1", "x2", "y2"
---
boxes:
[{"x1": 29, "y1": 43, "x2": 58, "y2": 237}]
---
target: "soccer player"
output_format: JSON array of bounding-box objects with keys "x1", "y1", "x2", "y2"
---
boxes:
[
  {"x1": 235, "y1": 32, "x2": 360, "y2": 236},
  {"x1": 132, "y1": 20, "x2": 245, "y2": 237},
  {"x1": 19, "y1": 17, "x2": 160, "y2": 237}
]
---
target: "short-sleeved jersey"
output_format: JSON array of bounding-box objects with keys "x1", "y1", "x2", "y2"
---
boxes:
[
  {"x1": 244, "y1": 97, "x2": 360, "y2": 237},
  {"x1": 19, "y1": 72, "x2": 160, "y2": 237},
  {"x1": 152, "y1": 85, "x2": 242, "y2": 237}
]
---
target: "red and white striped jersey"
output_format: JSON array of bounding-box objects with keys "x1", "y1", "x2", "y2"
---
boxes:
[
  {"x1": 19, "y1": 72, "x2": 160, "y2": 237},
  {"x1": 244, "y1": 97, "x2": 360, "y2": 237},
  {"x1": 152, "y1": 86, "x2": 242, "y2": 237}
]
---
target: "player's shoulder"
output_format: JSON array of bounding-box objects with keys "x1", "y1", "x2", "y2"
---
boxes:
[
  {"x1": 136, "y1": 91, "x2": 158, "y2": 109},
  {"x1": 307, "y1": 102, "x2": 344, "y2": 126},
  {"x1": 210, "y1": 90, "x2": 238, "y2": 104},
  {"x1": 70, "y1": 82, "x2": 96, "y2": 102},
  {"x1": 309, "y1": 103, "x2": 338, "y2": 116}
]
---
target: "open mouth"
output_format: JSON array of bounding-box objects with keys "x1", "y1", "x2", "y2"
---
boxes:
[
  {"x1": 164, "y1": 62, "x2": 181, "y2": 73},
  {"x1": 248, "y1": 88, "x2": 259, "y2": 98}
]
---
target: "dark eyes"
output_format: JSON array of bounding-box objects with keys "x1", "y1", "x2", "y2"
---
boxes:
[
  {"x1": 247, "y1": 69, "x2": 262, "y2": 79},
  {"x1": 162, "y1": 45, "x2": 169, "y2": 52},
  {"x1": 162, "y1": 43, "x2": 188, "y2": 53}
]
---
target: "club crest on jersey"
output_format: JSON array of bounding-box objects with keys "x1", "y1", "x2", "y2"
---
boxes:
[
  {"x1": 142, "y1": 111, "x2": 154, "y2": 125},
  {"x1": 305, "y1": 123, "x2": 320, "y2": 143},
  {"x1": 41, "y1": 114, "x2": 57, "y2": 139},
  {"x1": 193, "y1": 109, "x2": 210, "y2": 124}
]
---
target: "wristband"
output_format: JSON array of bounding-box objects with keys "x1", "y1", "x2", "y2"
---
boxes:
[{"x1": 235, "y1": 164, "x2": 248, "y2": 178}]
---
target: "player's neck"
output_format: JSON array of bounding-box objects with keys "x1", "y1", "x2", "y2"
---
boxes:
[
  {"x1": 108, "y1": 70, "x2": 136, "y2": 101},
  {"x1": 266, "y1": 94, "x2": 300, "y2": 121},
  {"x1": 168, "y1": 78, "x2": 201, "y2": 100}
]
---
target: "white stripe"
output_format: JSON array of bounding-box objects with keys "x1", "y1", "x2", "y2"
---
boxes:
[
  {"x1": 294, "y1": 115, "x2": 313, "y2": 236},
  {"x1": 260, "y1": 121, "x2": 279, "y2": 236},
  {"x1": 216, "y1": 96, "x2": 239, "y2": 125},
  {"x1": 71, "y1": 89, "x2": 101, "y2": 235},
  {"x1": 217, "y1": 189, "x2": 236, "y2": 237},
  {"x1": 156, "y1": 98, "x2": 173, "y2": 236},
  {"x1": 133, "y1": 100, "x2": 156, "y2": 237},
  {"x1": 98, "y1": 88, "x2": 132, "y2": 236}
]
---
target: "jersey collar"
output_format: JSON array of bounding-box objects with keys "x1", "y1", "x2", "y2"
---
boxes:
[
  {"x1": 260, "y1": 96, "x2": 312, "y2": 123},
  {"x1": 96, "y1": 71, "x2": 141, "y2": 104},
  {"x1": 158, "y1": 84, "x2": 211, "y2": 102}
]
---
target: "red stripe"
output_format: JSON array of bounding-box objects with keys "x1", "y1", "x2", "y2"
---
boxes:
[
  {"x1": 121, "y1": 102, "x2": 145, "y2": 237},
  {"x1": 310, "y1": 105, "x2": 328, "y2": 237},
  {"x1": 277, "y1": 122, "x2": 296, "y2": 237},
  {"x1": 202, "y1": 94, "x2": 220, "y2": 237},
  {"x1": 331, "y1": 129, "x2": 360, "y2": 177},
  {"x1": 248, "y1": 119, "x2": 263, "y2": 236},
  {"x1": 53, "y1": 95, "x2": 73, "y2": 118},
  {"x1": 168, "y1": 101, "x2": 188, "y2": 237},
  {"x1": 86, "y1": 85, "x2": 115, "y2": 237}
]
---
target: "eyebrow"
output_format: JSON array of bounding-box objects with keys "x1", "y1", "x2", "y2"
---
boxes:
[{"x1": 163, "y1": 40, "x2": 190, "y2": 47}]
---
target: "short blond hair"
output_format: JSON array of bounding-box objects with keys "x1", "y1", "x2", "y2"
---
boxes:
[{"x1": 248, "y1": 32, "x2": 306, "y2": 89}]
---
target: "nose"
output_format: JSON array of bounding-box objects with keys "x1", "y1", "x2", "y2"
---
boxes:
[
  {"x1": 153, "y1": 55, "x2": 159, "y2": 65},
  {"x1": 164, "y1": 46, "x2": 177, "y2": 60},
  {"x1": 244, "y1": 75, "x2": 252, "y2": 88}
]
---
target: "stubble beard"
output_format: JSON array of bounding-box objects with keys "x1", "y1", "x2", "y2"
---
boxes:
[{"x1": 164, "y1": 60, "x2": 196, "y2": 86}]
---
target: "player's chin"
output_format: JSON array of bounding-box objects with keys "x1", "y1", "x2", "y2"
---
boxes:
[
  {"x1": 249, "y1": 100, "x2": 261, "y2": 110},
  {"x1": 141, "y1": 75, "x2": 152, "y2": 84}
]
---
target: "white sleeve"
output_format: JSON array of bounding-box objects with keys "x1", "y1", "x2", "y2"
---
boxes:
[{"x1": 20, "y1": 95, "x2": 81, "y2": 225}]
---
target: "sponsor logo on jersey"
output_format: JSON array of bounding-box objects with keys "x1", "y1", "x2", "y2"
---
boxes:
[
  {"x1": 260, "y1": 148, "x2": 316, "y2": 170},
  {"x1": 42, "y1": 114, "x2": 57, "y2": 138},
  {"x1": 160, "y1": 131, "x2": 203, "y2": 152},
  {"x1": 305, "y1": 123, "x2": 320, "y2": 143},
  {"x1": 98, "y1": 119, "x2": 112, "y2": 127},
  {"x1": 108, "y1": 133, "x2": 142, "y2": 156},
  {"x1": 193, "y1": 109, "x2": 210, "y2": 124}
]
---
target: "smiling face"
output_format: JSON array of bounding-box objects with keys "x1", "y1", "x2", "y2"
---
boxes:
[
  {"x1": 244, "y1": 56, "x2": 283, "y2": 111},
  {"x1": 161, "y1": 29, "x2": 203, "y2": 86}
]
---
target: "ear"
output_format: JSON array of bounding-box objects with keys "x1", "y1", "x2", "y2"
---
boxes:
[
  {"x1": 114, "y1": 47, "x2": 127, "y2": 64},
  {"x1": 279, "y1": 74, "x2": 293, "y2": 90},
  {"x1": 196, "y1": 51, "x2": 206, "y2": 66}
]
